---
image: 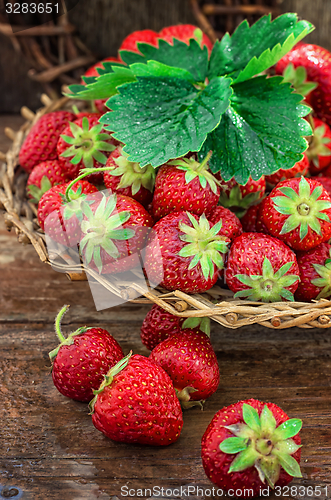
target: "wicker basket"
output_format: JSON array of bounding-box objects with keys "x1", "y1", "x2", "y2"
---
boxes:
[{"x1": 2, "y1": 95, "x2": 331, "y2": 330}]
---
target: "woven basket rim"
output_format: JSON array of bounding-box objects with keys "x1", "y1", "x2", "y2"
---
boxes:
[{"x1": 1, "y1": 94, "x2": 331, "y2": 330}]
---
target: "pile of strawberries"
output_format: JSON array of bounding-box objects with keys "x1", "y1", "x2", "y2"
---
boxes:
[{"x1": 17, "y1": 24, "x2": 331, "y2": 495}]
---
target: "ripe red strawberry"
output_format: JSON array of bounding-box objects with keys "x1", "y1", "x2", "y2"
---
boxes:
[
  {"x1": 145, "y1": 211, "x2": 230, "y2": 293},
  {"x1": 57, "y1": 115, "x2": 116, "y2": 183},
  {"x1": 79, "y1": 192, "x2": 153, "y2": 274},
  {"x1": 37, "y1": 179, "x2": 98, "y2": 246},
  {"x1": 207, "y1": 206, "x2": 242, "y2": 242},
  {"x1": 19, "y1": 110, "x2": 76, "y2": 173},
  {"x1": 140, "y1": 304, "x2": 210, "y2": 351},
  {"x1": 119, "y1": 29, "x2": 161, "y2": 54},
  {"x1": 265, "y1": 153, "x2": 309, "y2": 186},
  {"x1": 49, "y1": 305, "x2": 124, "y2": 402},
  {"x1": 260, "y1": 176, "x2": 331, "y2": 251},
  {"x1": 295, "y1": 242, "x2": 331, "y2": 301},
  {"x1": 311, "y1": 176, "x2": 331, "y2": 196},
  {"x1": 201, "y1": 399, "x2": 302, "y2": 495},
  {"x1": 103, "y1": 146, "x2": 155, "y2": 208},
  {"x1": 225, "y1": 233, "x2": 300, "y2": 302},
  {"x1": 216, "y1": 174, "x2": 266, "y2": 218},
  {"x1": 26, "y1": 160, "x2": 74, "y2": 204},
  {"x1": 275, "y1": 43, "x2": 331, "y2": 124},
  {"x1": 90, "y1": 352, "x2": 183, "y2": 446},
  {"x1": 307, "y1": 118, "x2": 331, "y2": 174},
  {"x1": 151, "y1": 154, "x2": 220, "y2": 220},
  {"x1": 82, "y1": 57, "x2": 122, "y2": 114},
  {"x1": 149, "y1": 329, "x2": 219, "y2": 408},
  {"x1": 159, "y1": 24, "x2": 213, "y2": 52}
]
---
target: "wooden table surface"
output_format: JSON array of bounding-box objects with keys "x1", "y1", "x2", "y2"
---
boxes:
[{"x1": 0, "y1": 117, "x2": 330, "y2": 500}]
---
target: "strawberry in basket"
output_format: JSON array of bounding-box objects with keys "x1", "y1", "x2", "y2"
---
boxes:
[
  {"x1": 216, "y1": 175, "x2": 266, "y2": 218},
  {"x1": 49, "y1": 305, "x2": 124, "y2": 403},
  {"x1": 26, "y1": 159, "x2": 75, "y2": 204},
  {"x1": 19, "y1": 110, "x2": 76, "y2": 173},
  {"x1": 90, "y1": 352, "x2": 183, "y2": 446},
  {"x1": 295, "y1": 242, "x2": 331, "y2": 301},
  {"x1": 307, "y1": 118, "x2": 331, "y2": 175},
  {"x1": 201, "y1": 399, "x2": 302, "y2": 495}
]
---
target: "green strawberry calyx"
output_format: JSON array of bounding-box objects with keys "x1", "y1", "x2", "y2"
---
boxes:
[
  {"x1": 282, "y1": 63, "x2": 318, "y2": 97},
  {"x1": 312, "y1": 248, "x2": 331, "y2": 299},
  {"x1": 178, "y1": 212, "x2": 230, "y2": 280},
  {"x1": 234, "y1": 257, "x2": 299, "y2": 302},
  {"x1": 27, "y1": 175, "x2": 53, "y2": 204},
  {"x1": 89, "y1": 351, "x2": 132, "y2": 413},
  {"x1": 109, "y1": 148, "x2": 156, "y2": 194},
  {"x1": 168, "y1": 151, "x2": 218, "y2": 194},
  {"x1": 49, "y1": 304, "x2": 92, "y2": 362},
  {"x1": 219, "y1": 403, "x2": 303, "y2": 488},
  {"x1": 60, "y1": 116, "x2": 115, "y2": 169},
  {"x1": 272, "y1": 176, "x2": 331, "y2": 241},
  {"x1": 181, "y1": 317, "x2": 210, "y2": 337},
  {"x1": 79, "y1": 192, "x2": 135, "y2": 273},
  {"x1": 306, "y1": 123, "x2": 331, "y2": 168},
  {"x1": 218, "y1": 182, "x2": 263, "y2": 217}
]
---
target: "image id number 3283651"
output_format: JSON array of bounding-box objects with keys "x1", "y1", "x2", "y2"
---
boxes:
[{"x1": 5, "y1": 1, "x2": 59, "y2": 14}]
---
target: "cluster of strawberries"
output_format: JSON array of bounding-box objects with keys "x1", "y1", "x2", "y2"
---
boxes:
[{"x1": 50, "y1": 304, "x2": 303, "y2": 495}]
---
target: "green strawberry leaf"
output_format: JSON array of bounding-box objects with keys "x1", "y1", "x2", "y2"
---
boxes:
[
  {"x1": 120, "y1": 38, "x2": 209, "y2": 83},
  {"x1": 208, "y1": 13, "x2": 314, "y2": 81},
  {"x1": 198, "y1": 76, "x2": 312, "y2": 183},
  {"x1": 65, "y1": 66, "x2": 136, "y2": 100},
  {"x1": 130, "y1": 60, "x2": 196, "y2": 83},
  {"x1": 100, "y1": 75, "x2": 232, "y2": 168}
]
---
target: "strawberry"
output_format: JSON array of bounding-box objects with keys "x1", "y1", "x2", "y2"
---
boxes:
[
  {"x1": 57, "y1": 115, "x2": 116, "y2": 184},
  {"x1": 307, "y1": 118, "x2": 331, "y2": 175},
  {"x1": 151, "y1": 153, "x2": 220, "y2": 220},
  {"x1": 79, "y1": 192, "x2": 153, "y2": 274},
  {"x1": 144, "y1": 211, "x2": 230, "y2": 294},
  {"x1": 295, "y1": 242, "x2": 331, "y2": 301},
  {"x1": 19, "y1": 110, "x2": 76, "y2": 173},
  {"x1": 37, "y1": 179, "x2": 98, "y2": 246},
  {"x1": 275, "y1": 43, "x2": 331, "y2": 124},
  {"x1": 201, "y1": 399, "x2": 302, "y2": 495},
  {"x1": 260, "y1": 176, "x2": 331, "y2": 251},
  {"x1": 140, "y1": 304, "x2": 210, "y2": 351},
  {"x1": 82, "y1": 57, "x2": 122, "y2": 114},
  {"x1": 26, "y1": 160, "x2": 74, "y2": 204},
  {"x1": 207, "y1": 206, "x2": 243, "y2": 242},
  {"x1": 311, "y1": 176, "x2": 331, "y2": 196},
  {"x1": 119, "y1": 29, "x2": 161, "y2": 55},
  {"x1": 90, "y1": 352, "x2": 183, "y2": 446},
  {"x1": 216, "y1": 174, "x2": 266, "y2": 218},
  {"x1": 265, "y1": 153, "x2": 309, "y2": 186},
  {"x1": 225, "y1": 232, "x2": 300, "y2": 302},
  {"x1": 240, "y1": 204, "x2": 266, "y2": 233},
  {"x1": 103, "y1": 146, "x2": 156, "y2": 208},
  {"x1": 49, "y1": 305, "x2": 124, "y2": 402},
  {"x1": 159, "y1": 24, "x2": 213, "y2": 52},
  {"x1": 149, "y1": 329, "x2": 219, "y2": 408}
]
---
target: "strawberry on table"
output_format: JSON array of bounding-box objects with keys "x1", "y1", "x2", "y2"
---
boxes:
[
  {"x1": 201, "y1": 399, "x2": 302, "y2": 495},
  {"x1": 79, "y1": 192, "x2": 153, "y2": 274},
  {"x1": 149, "y1": 329, "x2": 219, "y2": 408},
  {"x1": 90, "y1": 352, "x2": 183, "y2": 446},
  {"x1": 265, "y1": 153, "x2": 309, "y2": 186},
  {"x1": 216, "y1": 175, "x2": 266, "y2": 218},
  {"x1": 19, "y1": 110, "x2": 76, "y2": 173},
  {"x1": 260, "y1": 176, "x2": 331, "y2": 251},
  {"x1": 141, "y1": 303, "x2": 210, "y2": 351},
  {"x1": 27, "y1": 159, "x2": 74, "y2": 204},
  {"x1": 37, "y1": 179, "x2": 98, "y2": 246},
  {"x1": 103, "y1": 145, "x2": 156, "y2": 208},
  {"x1": 145, "y1": 211, "x2": 231, "y2": 294},
  {"x1": 151, "y1": 153, "x2": 219, "y2": 220},
  {"x1": 159, "y1": 24, "x2": 213, "y2": 52},
  {"x1": 225, "y1": 233, "x2": 300, "y2": 302},
  {"x1": 307, "y1": 118, "x2": 331, "y2": 175},
  {"x1": 49, "y1": 305, "x2": 124, "y2": 403},
  {"x1": 295, "y1": 242, "x2": 331, "y2": 301},
  {"x1": 57, "y1": 115, "x2": 116, "y2": 183}
]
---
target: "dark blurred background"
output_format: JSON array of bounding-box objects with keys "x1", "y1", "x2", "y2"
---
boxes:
[{"x1": 0, "y1": 0, "x2": 330, "y2": 113}]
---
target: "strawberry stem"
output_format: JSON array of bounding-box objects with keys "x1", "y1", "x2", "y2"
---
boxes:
[
  {"x1": 198, "y1": 150, "x2": 212, "y2": 171},
  {"x1": 54, "y1": 304, "x2": 69, "y2": 343},
  {"x1": 65, "y1": 167, "x2": 114, "y2": 202}
]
